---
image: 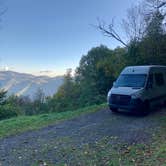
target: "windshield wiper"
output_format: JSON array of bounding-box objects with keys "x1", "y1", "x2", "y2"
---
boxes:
[{"x1": 132, "y1": 87, "x2": 142, "y2": 89}]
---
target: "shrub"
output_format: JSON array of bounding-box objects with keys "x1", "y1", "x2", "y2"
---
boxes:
[{"x1": 0, "y1": 105, "x2": 18, "y2": 120}]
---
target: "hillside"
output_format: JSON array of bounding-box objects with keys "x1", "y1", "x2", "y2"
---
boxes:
[{"x1": 0, "y1": 71, "x2": 64, "y2": 98}]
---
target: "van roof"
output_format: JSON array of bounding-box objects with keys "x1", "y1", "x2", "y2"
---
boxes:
[{"x1": 121, "y1": 65, "x2": 166, "y2": 74}]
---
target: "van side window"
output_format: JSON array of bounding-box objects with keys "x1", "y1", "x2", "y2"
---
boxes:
[{"x1": 155, "y1": 73, "x2": 164, "y2": 86}]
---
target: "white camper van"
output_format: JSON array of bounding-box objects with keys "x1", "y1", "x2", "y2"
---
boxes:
[{"x1": 107, "y1": 66, "x2": 166, "y2": 114}]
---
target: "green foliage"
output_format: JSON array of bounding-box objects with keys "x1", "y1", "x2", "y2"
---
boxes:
[
  {"x1": 50, "y1": 69, "x2": 81, "y2": 112},
  {"x1": 32, "y1": 88, "x2": 46, "y2": 115},
  {"x1": 75, "y1": 45, "x2": 126, "y2": 105},
  {"x1": 0, "y1": 103, "x2": 106, "y2": 138},
  {"x1": 76, "y1": 45, "x2": 113, "y2": 99},
  {"x1": 0, "y1": 90, "x2": 20, "y2": 120},
  {"x1": 126, "y1": 1, "x2": 166, "y2": 66},
  {"x1": 0, "y1": 90, "x2": 7, "y2": 105},
  {"x1": 0, "y1": 104, "x2": 18, "y2": 120},
  {"x1": 146, "y1": 10, "x2": 164, "y2": 38},
  {"x1": 49, "y1": 46, "x2": 126, "y2": 112},
  {"x1": 6, "y1": 95, "x2": 32, "y2": 115}
]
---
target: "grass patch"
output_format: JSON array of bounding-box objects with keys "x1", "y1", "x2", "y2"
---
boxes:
[{"x1": 0, "y1": 103, "x2": 107, "y2": 138}]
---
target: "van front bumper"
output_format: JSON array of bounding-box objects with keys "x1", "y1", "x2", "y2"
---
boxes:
[{"x1": 109, "y1": 98, "x2": 144, "y2": 112}]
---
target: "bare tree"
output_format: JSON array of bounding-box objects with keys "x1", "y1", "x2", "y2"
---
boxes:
[
  {"x1": 122, "y1": 3, "x2": 147, "y2": 42},
  {"x1": 97, "y1": 2, "x2": 146, "y2": 47},
  {"x1": 142, "y1": 0, "x2": 166, "y2": 35},
  {"x1": 145, "y1": 0, "x2": 166, "y2": 9},
  {"x1": 34, "y1": 88, "x2": 45, "y2": 104},
  {"x1": 143, "y1": 0, "x2": 166, "y2": 20},
  {"x1": 97, "y1": 0, "x2": 166, "y2": 46},
  {"x1": 97, "y1": 18, "x2": 128, "y2": 47}
]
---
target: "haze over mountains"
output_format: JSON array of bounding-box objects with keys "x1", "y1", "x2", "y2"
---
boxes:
[{"x1": 0, "y1": 71, "x2": 64, "y2": 99}]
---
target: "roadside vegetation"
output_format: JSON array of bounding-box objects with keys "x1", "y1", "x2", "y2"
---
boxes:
[{"x1": 0, "y1": 104, "x2": 106, "y2": 138}]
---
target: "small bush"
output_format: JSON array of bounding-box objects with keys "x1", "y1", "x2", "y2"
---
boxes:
[{"x1": 0, "y1": 105, "x2": 18, "y2": 120}]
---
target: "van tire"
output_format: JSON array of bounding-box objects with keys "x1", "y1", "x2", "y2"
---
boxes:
[
  {"x1": 164, "y1": 100, "x2": 166, "y2": 107},
  {"x1": 142, "y1": 101, "x2": 150, "y2": 116},
  {"x1": 111, "y1": 108, "x2": 118, "y2": 113}
]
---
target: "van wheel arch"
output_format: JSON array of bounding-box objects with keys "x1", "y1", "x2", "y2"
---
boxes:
[{"x1": 110, "y1": 107, "x2": 118, "y2": 113}]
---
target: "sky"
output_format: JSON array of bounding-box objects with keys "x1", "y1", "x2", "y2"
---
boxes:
[{"x1": 0, "y1": 0, "x2": 139, "y2": 76}]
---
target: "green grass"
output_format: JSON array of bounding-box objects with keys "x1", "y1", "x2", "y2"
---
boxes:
[{"x1": 0, "y1": 103, "x2": 107, "y2": 138}]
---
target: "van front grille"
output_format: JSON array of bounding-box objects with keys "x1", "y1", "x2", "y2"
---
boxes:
[{"x1": 110, "y1": 94, "x2": 131, "y2": 105}]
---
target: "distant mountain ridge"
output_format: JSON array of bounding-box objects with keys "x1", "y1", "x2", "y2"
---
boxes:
[{"x1": 0, "y1": 71, "x2": 64, "y2": 98}]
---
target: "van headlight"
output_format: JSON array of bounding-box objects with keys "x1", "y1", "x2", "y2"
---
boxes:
[
  {"x1": 131, "y1": 93, "x2": 139, "y2": 99},
  {"x1": 131, "y1": 89, "x2": 143, "y2": 99},
  {"x1": 107, "y1": 90, "x2": 111, "y2": 97},
  {"x1": 131, "y1": 92, "x2": 141, "y2": 99},
  {"x1": 107, "y1": 90, "x2": 111, "y2": 102}
]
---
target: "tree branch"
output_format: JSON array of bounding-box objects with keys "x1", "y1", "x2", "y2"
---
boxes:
[{"x1": 97, "y1": 19, "x2": 128, "y2": 47}]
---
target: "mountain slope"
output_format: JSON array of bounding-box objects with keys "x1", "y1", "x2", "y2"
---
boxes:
[{"x1": 0, "y1": 71, "x2": 64, "y2": 98}]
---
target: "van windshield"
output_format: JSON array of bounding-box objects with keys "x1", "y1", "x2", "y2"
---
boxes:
[{"x1": 114, "y1": 74, "x2": 147, "y2": 88}]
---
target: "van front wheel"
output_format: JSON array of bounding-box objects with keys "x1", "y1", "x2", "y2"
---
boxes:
[
  {"x1": 142, "y1": 101, "x2": 150, "y2": 115},
  {"x1": 111, "y1": 108, "x2": 118, "y2": 113},
  {"x1": 164, "y1": 100, "x2": 166, "y2": 107}
]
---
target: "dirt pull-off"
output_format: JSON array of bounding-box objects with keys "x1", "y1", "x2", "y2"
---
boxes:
[{"x1": 0, "y1": 108, "x2": 165, "y2": 166}]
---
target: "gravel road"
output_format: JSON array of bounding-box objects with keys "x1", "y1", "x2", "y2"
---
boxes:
[{"x1": 0, "y1": 108, "x2": 165, "y2": 166}]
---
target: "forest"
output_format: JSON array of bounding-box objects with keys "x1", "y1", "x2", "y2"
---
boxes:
[{"x1": 0, "y1": 0, "x2": 166, "y2": 120}]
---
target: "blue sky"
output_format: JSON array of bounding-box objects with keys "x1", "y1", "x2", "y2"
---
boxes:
[{"x1": 0, "y1": 0, "x2": 138, "y2": 76}]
